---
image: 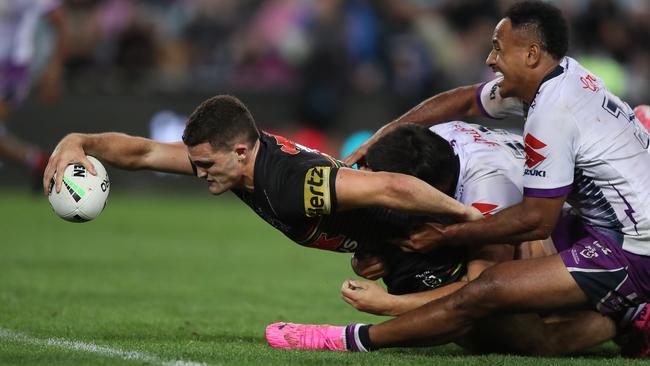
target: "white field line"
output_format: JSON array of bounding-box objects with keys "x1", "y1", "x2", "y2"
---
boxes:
[{"x1": 0, "y1": 327, "x2": 207, "y2": 366}]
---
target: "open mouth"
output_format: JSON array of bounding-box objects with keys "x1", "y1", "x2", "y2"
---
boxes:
[{"x1": 494, "y1": 71, "x2": 504, "y2": 78}]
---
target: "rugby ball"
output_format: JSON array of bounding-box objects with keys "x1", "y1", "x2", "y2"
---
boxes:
[{"x1": 48, "y1": 156, "x2": 110, "y2": 222}]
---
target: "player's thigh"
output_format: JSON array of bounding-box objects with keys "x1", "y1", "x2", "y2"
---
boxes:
[
  {"x1": 456, "y1": 313, "x2": 547, "y2": 354},
  {"x1": 463, "y1": 253, "x2": 588, "y2": 312}
]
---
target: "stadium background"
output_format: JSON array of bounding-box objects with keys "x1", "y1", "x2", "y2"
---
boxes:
[
  {"x1": 2, "y1": 1, "x2": 650, "y2": 365},
  {"x1": 2, "y1": 0, "x2": 650, "y2": 188}
]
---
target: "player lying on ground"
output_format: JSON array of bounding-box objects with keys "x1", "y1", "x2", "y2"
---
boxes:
[
  {"x1": 44, "y1": 95, "x2": 490, "y2": 297},
  {"x1": 265, "y1": 1, "x2": 650, "y2": 357}
]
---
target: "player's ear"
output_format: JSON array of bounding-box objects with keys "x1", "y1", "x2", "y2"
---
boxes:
[
  {"x1": 526, "y1": 42, "x2": 542, "y2": 67},
  {"x1": 234, "y1": 143, "x2": 248, "y2": 161}
]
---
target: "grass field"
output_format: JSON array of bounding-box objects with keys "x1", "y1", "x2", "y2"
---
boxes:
[{"x1": 0, "y1": 189, "x2": 644, "y2": 365}]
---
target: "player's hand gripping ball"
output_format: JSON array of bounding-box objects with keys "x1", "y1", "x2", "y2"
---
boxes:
[{"x1": 48, "y1": 156, "x2": 110, "y2": 222}]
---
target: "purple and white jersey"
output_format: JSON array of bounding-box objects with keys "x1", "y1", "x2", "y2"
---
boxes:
[
  {"x1": 431, "y1": 121, "x2": 524, "y2": 217},
  {"x1": 0, "y1": 0, "x2": 60, "y2": 66},
  {"x1": 478, "y1": 57, "x2": 650, "y2": 256}
]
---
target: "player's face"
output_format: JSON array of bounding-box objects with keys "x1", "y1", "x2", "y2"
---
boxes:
[
  {"x1": 188, "y1": 142, "x2": 243, "y2": 195},
  {"x1": 485, "y1": 18, "x2": 530, "y2": 99}
]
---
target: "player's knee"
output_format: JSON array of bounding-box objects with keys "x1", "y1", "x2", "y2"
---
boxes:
[
  {"x1": 447, "y1": 277, "x2": 501, "y2": 319},
  {"x1": 452, "y1": 266, "x2": 510, "y2": 315}
]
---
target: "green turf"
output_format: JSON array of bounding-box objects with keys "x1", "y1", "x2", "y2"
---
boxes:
[{"x1": 0, "y1": 189, "x2": 642, "y2": 365}]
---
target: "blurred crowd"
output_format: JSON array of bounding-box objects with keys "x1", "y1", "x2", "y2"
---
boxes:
[{"x1": 33, "y1": 0, "x2": 650, "y2": 131}]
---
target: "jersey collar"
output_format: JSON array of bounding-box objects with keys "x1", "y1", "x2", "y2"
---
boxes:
[{"x1": 525, "y1": 58, "x2": 567, "y2": 118}]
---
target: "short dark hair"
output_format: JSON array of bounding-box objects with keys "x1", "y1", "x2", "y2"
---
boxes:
[
  {"x1": 366, "y1": 124, "x2": 458, "y2": 195},
  {"x1": 182, "y1": 95, "x2": 260, "y2": 150},
  {"x1": 505, "y1": 1, "x2": 569, "y2": 60}
]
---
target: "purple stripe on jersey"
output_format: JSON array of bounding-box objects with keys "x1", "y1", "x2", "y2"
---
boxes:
[
  {"x1": 524, "y1": 184, "x2": 573, "y2": 198},
  {"x1": 610, "y1": 182, "x2": 640, "y2": 235},
  {"x1": 475, "y1": 83, "x2": 498, "y2": 120}
]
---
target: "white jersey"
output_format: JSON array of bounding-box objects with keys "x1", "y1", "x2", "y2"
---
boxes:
[
  {"x1": 478, "y1": 56, "x2": 650, "y2": 256},
  {"x1": 0, "y1": 0, "x2": 60, "y2": 65},
  {"x1": 431, "y1": 121, "x2": 524, "y2": 217}
]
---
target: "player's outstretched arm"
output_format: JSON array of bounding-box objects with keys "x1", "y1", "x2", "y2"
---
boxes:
[
  {"x1": 335, "y1": 167, "x2": 483, "y2": 222},
  {"x1": 344, "y1": 84, "x2": 483, "y2": 166},
  {"x1": 44, "y1": 132, "x2": 193, "y2": 194}
]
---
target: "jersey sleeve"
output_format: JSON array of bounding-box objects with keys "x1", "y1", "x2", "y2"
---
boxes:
[
  {"x1": 522, "y1": 109, "x2": 577, "y2": 198},
  {"x1": 271, "y1": 160, "x2": 340, "y2": 218},
  {"x1": 460, "y1": 171, "x2": 522, "y2": 217},
  {"x1": 302, "y1": 165, "x2": 339, "y2": 217},
  {"x1": 477, "y1": 79, "x2": 525, "y2": 119}
]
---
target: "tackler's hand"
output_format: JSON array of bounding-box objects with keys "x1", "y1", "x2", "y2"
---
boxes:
[{"x1": 395, "y1": 222, "x2": 447, "y2": 253}]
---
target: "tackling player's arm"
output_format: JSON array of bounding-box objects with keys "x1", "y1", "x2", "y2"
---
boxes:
[
  {"x1": 334, "y1": 167, "x2": 483, "y2": 222},
  {"x1": 44, "y1": 132, "x2": 193, "y2": 194},
  {"x1": 402, "y1": 196, "x2": 566, "y2": 252},
  {"x1": 403, "y1": 103, "x2": 575, "y2": 252},
  {"x1": 390, "y1": 84, "x2": 484, "y2": 126},
  {"x1": 344, "y1": 84, "x2": 483, "y2": 165}
]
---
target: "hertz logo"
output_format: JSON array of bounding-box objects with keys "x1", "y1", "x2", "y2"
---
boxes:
[{"x1": 304, "y1": 166, "x2": 331, "y2": 217}]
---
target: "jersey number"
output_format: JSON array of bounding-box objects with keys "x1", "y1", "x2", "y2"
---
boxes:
[
  {"x1": 602, "y1": 95, "x2": 650, "y2": 149},
  {"x1": 477, "y1": 126, "x2": 525, "y2": 159}
]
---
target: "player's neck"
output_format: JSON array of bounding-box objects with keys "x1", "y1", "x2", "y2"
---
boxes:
[
  {"x1": 522, "y1": 57, "x2": 561, "y2": 104},
  {"x1": 241, "y1": 139, "x2": 260, "y2": 191}
]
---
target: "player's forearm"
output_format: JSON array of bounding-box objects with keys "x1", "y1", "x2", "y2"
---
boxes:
[
  {"x1": 389, "y1": 282, "x2": 467, "y2": 316},
  {"x1": 442, "y1": 203, "x2": 550, "y2": 247},
  {"x1": 391, "y1": 84, "x2": 483, "y2": 127},
  {"x1": 75, "y1": 132, "x2": 155, "y2": 170}
]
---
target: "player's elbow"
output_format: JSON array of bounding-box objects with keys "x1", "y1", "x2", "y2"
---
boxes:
[
  {"x1": 122, "y1": 157, "x2": 146, "y2": 170},
  {"x1": 380, "y1": 173, "x2": 410, "y2": 202},
  {"x1": 363, "y1": 173, "x2": 409, "y2": 209},
  {"x1": 125, "y1": 140, "x2": 158, "y2": 170},
  {"x1": 112, "y1": 149, "x2": 150, "y2": 170}
]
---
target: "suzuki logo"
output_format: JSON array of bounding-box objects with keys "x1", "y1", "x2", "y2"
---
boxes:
[{"x1": 524, "y1": 133, "x2": 547, "y2": 169}]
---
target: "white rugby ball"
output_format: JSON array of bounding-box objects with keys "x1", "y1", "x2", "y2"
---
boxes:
[{"x1": 48, "y1": 156, "x2": 110, "y2": 222}]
